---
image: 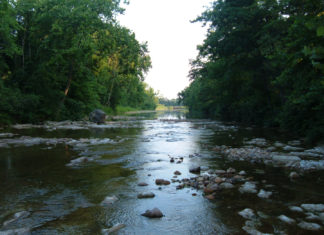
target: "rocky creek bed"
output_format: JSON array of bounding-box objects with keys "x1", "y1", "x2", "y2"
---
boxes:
[{"x1": 0, "y1": 112, "x2": 323, "y2": 234}]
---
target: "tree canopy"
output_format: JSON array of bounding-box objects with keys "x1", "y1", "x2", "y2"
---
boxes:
[
  {"x1": 0, "y1": 0, "x2": 157, "y2": 124},
  {"x1": 179, "y1": 0, "x2": 324, "y2": 142}
]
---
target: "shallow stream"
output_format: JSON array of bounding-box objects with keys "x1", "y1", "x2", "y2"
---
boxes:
[{"x1": 0, "y1": 111, "x2": 323, "y2": 234}]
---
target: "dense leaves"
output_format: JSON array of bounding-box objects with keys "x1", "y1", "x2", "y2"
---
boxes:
[
  {"x1": 179, "y1": 0, "x2": 324, "y2": 142},
  {"x1": 0, "y1": 0, "x2": 156, "y2": 124}
]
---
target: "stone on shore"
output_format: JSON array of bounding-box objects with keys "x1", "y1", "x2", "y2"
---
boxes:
[{"x1": 141, "y1": 208, "x2": 164, "y2": 218}]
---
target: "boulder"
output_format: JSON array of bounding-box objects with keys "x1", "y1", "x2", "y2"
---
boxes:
[
  {"x1": 141, "y1": 208, "x2": 164, "y2": 218},
  {"x1": 89, "y1": 109, "x2": 106, "y2": 124},
  {"x1": 189, "y1": 166, "x2": 201, "y2": 174}
]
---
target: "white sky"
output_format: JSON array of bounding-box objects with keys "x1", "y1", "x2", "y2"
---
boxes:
[{"x1": 118, "y1": 0, "x2": 212, "y2": 99}]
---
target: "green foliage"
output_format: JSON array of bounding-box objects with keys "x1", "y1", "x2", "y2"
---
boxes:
[
  {"x1": 0, "y1": 0, "x2": 157, "y2": 124},
  {"x1": 158, "y1": 97, "x2": 179, "y2": 106},
  {"x1": 180, "y1": 0, "x2": 324, "y2": 142}
]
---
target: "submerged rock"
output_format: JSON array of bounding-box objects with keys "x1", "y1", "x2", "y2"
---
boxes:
[
  {"x1": 238, "y1": 208, "x2": 255, "y2": 220},
  {"x1": 298, "y1": 221, "x2": 322, "y2": 231},
  {"x1": 141, "y1": 208, "x2": 164, "y2": 218},
  {"x1": 257, "y1": 189, "x2": 272, "y2": 199},
  {"x1": 138, "y1": 182, "x2": 148, "y2": 186},
  {"x1": 137, "y1": 192, "x2": 155, "y2": 199},
  {"x1": 301, "y1": 204, "x2": 324, "y2": 212},
  {"x1": 3, "y1": 211, "x2": 30, "y2": 227},
  {"x1": 239, "y1": 182, "x2": 257, "y2": 194},
  {"x1": 102, "y1": 223, "x2": 126, "y2": 235},
  {"x1": 0, "y1": 227, "x2": 31, "y2": 235},
  {"x1": 278, "y1": 215, "x2": 295, "y2": 224},
  {"x1": 272, "y1": 155, "x2": 301, "y2": 166},
  {"x1": 101, "y1": 195, "x2": 118, "y2": 206},
  {"x1": 289, "y1": 172, "x2": 299, "y2": 179},
  {"x1": 239, "y1": 170, "x2": 247, "y2": 176}
]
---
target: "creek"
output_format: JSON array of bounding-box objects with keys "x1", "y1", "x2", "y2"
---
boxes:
[{"x1": 0, "y1": 111, "x2": 323, "y2": 234}]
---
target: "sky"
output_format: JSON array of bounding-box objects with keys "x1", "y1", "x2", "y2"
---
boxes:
[{"x1": 118, "y1": 0, "x2": 212, "y2": 99}]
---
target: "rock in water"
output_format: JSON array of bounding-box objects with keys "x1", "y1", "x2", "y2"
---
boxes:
[
  {"x1": 257, "y1": 189, "x2": 272, "y2": 199},
  {"x1": 3, "y1": 211, "x2": 30, "y2": 227},
  {"x1": 137, "y1": 192, "x2": 155, "y2": 199},
  {"x1": 238, "y1": 208, "x2": 255, "y2": 220},
  {"x1": 0, "y1": 228, "x2": 31, "y2": 235},
  {"x1": 155, "y1": 179, "x2": 170, "y2": 185},
  {"x1": 189, "y1": 166, "x2": 201, "y2": 174},
  {"x1": 89, "y1": 109, "x2": 106, "y2": 124},
  {"x1": 278, "y1": 215, "x2": 296, "y2": 224},
  {"x1": 298, "y1": 221, "x2": 322, "y2": 231},
  {"x1": 102, "y1": 223, "x2": 126, "y2": 234},
  {"x1": 301, "y1": 204, "x2": 324, "y2": 212},
  {"x1": 239, "y1": 182, "x2": 257, "y2": 194},
  {"x1": 141, "y1": 208, "x2": 164, "y2": 218},
  {"x1": 101, "y1": 195, "x2": 118, "y2": 206}
]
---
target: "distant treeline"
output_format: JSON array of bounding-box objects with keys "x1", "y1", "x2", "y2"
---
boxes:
[
  {"x1": 0, "y1": 0, "x2": 157, "y2": 124},
  {"x1": 158, "y1": 97, "x2": 179, "y2": 106},
  {"x1": 179, "y1": 0, "x2": 324, "y2": 142}
]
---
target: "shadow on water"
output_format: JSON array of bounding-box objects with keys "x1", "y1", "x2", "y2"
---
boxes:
[{"x1": 0, "y1": 111, "x2": 323, "y2": 234}]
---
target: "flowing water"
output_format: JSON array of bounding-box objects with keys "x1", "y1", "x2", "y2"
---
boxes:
[{"x1": 0, "y1": 111, "x2": 323, "y2": 234}]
